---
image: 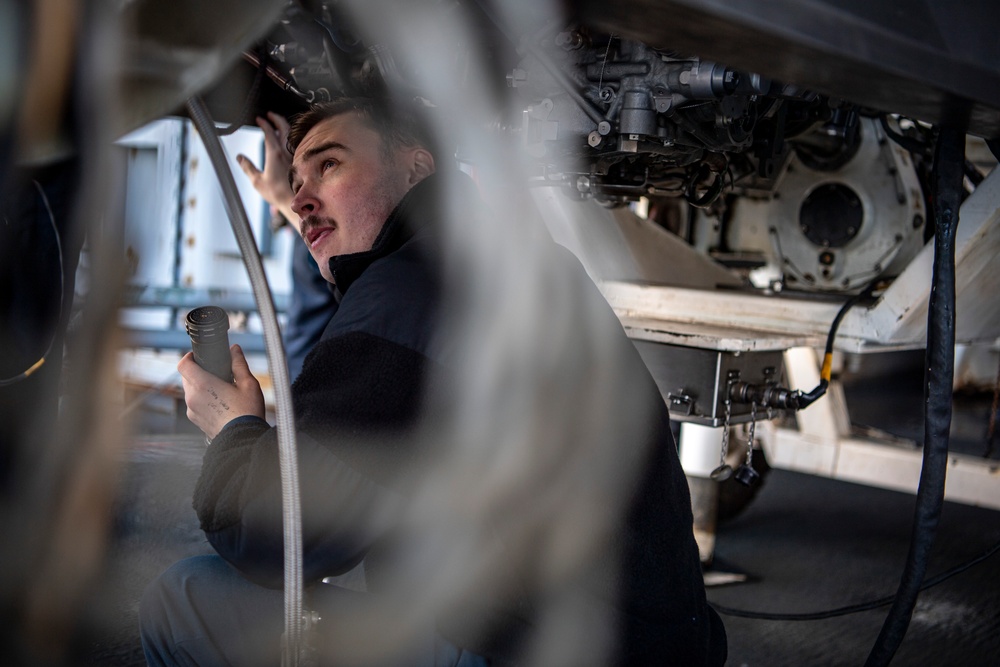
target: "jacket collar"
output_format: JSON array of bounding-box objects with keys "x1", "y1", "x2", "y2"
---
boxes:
[{"x1": 327, "y1": 172, "x2": 442, "y2": 297}]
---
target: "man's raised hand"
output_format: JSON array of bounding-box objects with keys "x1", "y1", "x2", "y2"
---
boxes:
[{"x1": 236, "y1": 112, "x2": 296, "y2": 222}]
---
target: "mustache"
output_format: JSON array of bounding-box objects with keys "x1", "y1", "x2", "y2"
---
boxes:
[{"x1": 298, "y1": 215, "x2": 335, "y2": 243}]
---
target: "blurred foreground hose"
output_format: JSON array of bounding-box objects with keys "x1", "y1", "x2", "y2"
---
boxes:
[{"x1": 185, "y1": 97, "x2": 305, "y2": 667}]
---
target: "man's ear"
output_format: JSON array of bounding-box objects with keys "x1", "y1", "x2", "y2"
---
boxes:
[{"x1": 408, "y1": 147, "x2": 436, "y2": 185}]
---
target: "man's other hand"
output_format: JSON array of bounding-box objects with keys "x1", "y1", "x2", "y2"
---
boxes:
[
  {"x1": 178, "y1": 344, "x2": 266, "y2": 439},
  {"x1": 237, "y1": 112, "x2": 296, "y2": 222}
]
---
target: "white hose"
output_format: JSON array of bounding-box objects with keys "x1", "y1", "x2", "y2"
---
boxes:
[{"x1": 186, "y1": 96, "x2": 304, "y2": 666}]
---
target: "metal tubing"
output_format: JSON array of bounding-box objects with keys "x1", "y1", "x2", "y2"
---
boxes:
[
  {"x1": 185, "y1": 97, "x2": 304, "y2": 666},
  {"x1": 864, "y1": 126, "x2": 964, "y2": 666}
]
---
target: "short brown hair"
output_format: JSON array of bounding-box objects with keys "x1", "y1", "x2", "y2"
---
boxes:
[{"x1": 286, "y1": 97, "x2": 438, "y2": 161}]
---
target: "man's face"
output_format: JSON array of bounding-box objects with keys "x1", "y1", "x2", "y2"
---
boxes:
[{"x1": 288, "y1": 112, "x2": 417, "y2": 283}]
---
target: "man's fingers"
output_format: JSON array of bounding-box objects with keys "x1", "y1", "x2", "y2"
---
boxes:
[
  {"x1": 255, "y1": 114, "x2": 276, "y2": 135},
  {"x1": 230, "y1": 344, "x2": 255, "y2": 384},
  {"x1": 236, "y1": 154, "x2": 261, "y2": 181},
  {"x1": 260, "y1": 113, "x2": 292, "y2": 157},
  {"x1": 267, "y1": 112, "x2": 291, "y2": 139},
  {"x1": 177, "y1": 351, "x2": 200, "y2": 377},
  {"x1": 256, "y1": 115, "x2": 288, "y2": 155},
  {"x1": 178, "y1": 351, "x2": 220, "y2": 390}
]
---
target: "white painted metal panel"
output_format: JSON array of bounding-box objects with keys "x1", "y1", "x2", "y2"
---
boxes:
[
  {"x1": 177, "y1": 122, "x2": 294, "y2": 296},
  {"x1": 117, "y1": 119, "x2": 186, "y2": 329}
]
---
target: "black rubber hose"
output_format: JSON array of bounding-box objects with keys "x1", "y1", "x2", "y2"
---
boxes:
[
  {"x1": 879, "y1": 115, "x2": 928, "y2": 155},
  {"x1": 793, "y1": 281, "x2": 877, "y2": 410},
  {"x1": 863, "y1": 126, "x2": 964, "y2": 667}
]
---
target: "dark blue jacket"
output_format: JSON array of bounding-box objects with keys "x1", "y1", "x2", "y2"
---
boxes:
[{"x1": 193, "y1": 172, "x2": 726, "y2": 665}]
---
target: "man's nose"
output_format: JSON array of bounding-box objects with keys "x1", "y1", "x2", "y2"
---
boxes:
[{"x1": 290, "y1": 186, "x2": 318, "y2": 217}]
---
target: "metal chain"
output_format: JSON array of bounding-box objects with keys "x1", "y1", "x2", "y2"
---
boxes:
[
  {"x1": 711, "y1": 395, "x2": 734, "y2": 481},
  {"x1": 745, "y1": 401, "x2": 757, "y2": 466},
  {"x1": 719, "y1": 397, "x2": 732, "y2": 466}
]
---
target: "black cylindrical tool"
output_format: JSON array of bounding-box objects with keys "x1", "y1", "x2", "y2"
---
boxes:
[{"x1": 185, "y1": 306, "x2": 234, "y2": 382}]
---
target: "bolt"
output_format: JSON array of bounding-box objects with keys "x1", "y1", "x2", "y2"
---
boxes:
[{"x1": 598, "y1": 121, "x2": 612, "y2": 136}]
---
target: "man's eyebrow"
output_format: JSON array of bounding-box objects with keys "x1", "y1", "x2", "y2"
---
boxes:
[{"x1": 288, "y1": 141, "x2": 350, "y2": 189}]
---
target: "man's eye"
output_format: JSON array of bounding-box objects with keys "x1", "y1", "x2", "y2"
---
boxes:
[{"x1": 322, "y1": 159, "x2": 338, "y2": 172}]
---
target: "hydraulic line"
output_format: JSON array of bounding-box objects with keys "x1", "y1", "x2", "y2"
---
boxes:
[
  {"x1": 242, "y1": 50, "x2": 316, "y2": 103},
  {"x1": 186, "y1": 97, "x2": 305, "y2": 667},
  {"x1": 793, "y1": 281, "x2": 877, "y2": 409},
  {"x1": 864, "y1": 126, "x2": 964, "y2": 667},
  {"x1": 728, "y1": 282, "x2": 876, "y2": 412}
]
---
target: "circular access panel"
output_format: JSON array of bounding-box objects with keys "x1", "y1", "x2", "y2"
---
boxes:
[{"x1": 798, "y1": 182, "x2": 863, "y2": 248}]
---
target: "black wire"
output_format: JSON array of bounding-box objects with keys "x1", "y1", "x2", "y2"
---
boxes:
[
  {"x1": 879, "y1": 115, "x2": 929, "y2": 155},
  {"x1": 0, "y1": 181, "x2": 65, "y2": 387},
  {"x1": 794, "y1": 281, "x2": 878, "y2": 408},
  {"x1": 825, "y1": 281, "x2": 878, "y2": 358},
  {"x1": 685, "y1": 165, "x2": 728, "y2": 209},
  {"x1": 711, "y1": 536, "x2": 1000, "y2": 621}
]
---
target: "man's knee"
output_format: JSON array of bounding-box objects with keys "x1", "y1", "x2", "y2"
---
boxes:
[
  {"x1": 140, "y1": 555, "x2": 286, "y2": 666},
  {"x1": 141, "y1": 556, "x2": 216, "y2": 619},
  {"x1": 138, "y1": 555, "x2": 226, "y2": 661}
]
